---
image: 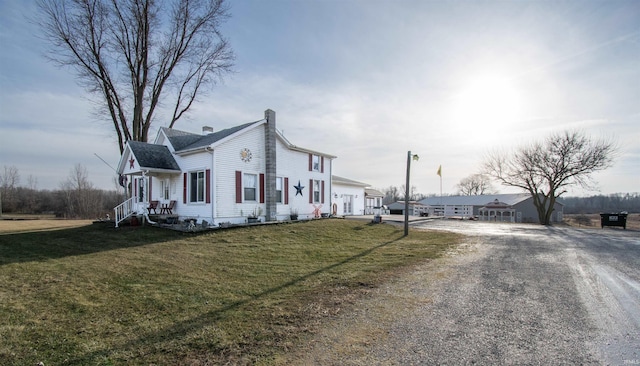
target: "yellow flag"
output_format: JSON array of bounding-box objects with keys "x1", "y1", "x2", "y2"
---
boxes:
[{"x1": 437, "y1": 165, "x2": 442, "y2": 177}]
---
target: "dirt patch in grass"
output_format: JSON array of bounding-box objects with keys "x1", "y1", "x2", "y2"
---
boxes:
[{"x1": 0, "y1": 219, "x2": 462, "y2": 365}]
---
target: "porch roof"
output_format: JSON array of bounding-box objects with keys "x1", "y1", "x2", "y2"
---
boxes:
[
  {"x1": 128, "y1": 141, "x2": 181, "y2": 173},
  {"x1": 365, "y1": 188, "x2": 384, "y2": 198},
  {"x1": 481, "y1": 199, "x2": 513, "y2": 209}
]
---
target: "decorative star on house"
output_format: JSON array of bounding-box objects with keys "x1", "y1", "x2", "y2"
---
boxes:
[
  {"x1": 294, "y1": 180, "x2": 305, "y2": 196},
  {"x1": 129, "y1": 158, "x2": 135, "y2": 169}
]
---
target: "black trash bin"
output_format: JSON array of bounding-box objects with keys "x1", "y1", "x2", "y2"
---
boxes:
[{"x1": 600, "y1": 213, "x2": 627, "y2": 229}]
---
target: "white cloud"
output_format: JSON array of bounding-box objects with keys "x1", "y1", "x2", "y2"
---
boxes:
[
  {"x1": 0, "y1": 89, "x2": 121, "y2": 190},
  {"x1": 1, "y1": 0, "x2": 638, "y2": 197}
]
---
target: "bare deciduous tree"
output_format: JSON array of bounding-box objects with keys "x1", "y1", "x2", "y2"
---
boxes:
[
  {"x1": 36, "y1": 0, "x2": 234, "y2": 153},
  {"x1": 400, "y1": 184, "x2": 422, "y2": 201},
  {"x1": 456, "y1": 174, "x2": 495, "y2": 196},
  {"x1": 382, "y1": 185, "x2": 400, "y2": 205},
  {"x1": 1, "y1": 165, "x2": 20, "y2": 190},
  {"x1": 483, "y1": 130, "x2": 617, "y2": 225},
  {"x1": 60, "y1": 164, "x2": 103, "y2": 218},
  {"x1": 1, "y1": 165, "x2": 21, "y2": 213}
]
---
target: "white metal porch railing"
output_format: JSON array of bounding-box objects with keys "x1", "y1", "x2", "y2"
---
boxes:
[{"x1": 114, "y1": 197, "x2": 135, "y2": 228}]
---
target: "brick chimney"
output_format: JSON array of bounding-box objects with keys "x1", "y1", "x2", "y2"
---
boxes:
[{"x1": 264, "y1": 109, "x2": 277, "y2": 222}]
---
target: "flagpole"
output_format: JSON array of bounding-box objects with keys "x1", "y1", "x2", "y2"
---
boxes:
[{"x1": 437, "y1": 165, "x2": 442, "y2": 207}]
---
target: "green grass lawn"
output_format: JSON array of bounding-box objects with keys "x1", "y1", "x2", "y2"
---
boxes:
[{"x1": 0, "y1": 219, "x2": 461, "y2": 365}]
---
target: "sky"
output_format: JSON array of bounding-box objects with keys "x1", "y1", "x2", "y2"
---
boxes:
[{"x1": 1, "y1": 0, "x2": 639, "y2": 196}]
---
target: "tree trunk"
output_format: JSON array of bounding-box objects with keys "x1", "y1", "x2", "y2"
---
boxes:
[
  {"x1": 544, "y1": 195, "x2": 557, "y2": 225},
  {"x1": 530, "y1": 191, "x2": 551, "y2": 225}
]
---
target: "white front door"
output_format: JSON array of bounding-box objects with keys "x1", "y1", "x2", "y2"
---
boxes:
[
  {"x1": 343, "y1": 195, "x2": 353, "y2": 215},
  {"x1": 132, "y1": 175, "x2": 149, "y2": 214}
]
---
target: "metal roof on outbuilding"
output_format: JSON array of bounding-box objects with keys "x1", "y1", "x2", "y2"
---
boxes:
[
  {"x1": 387, "y1": 201, "x2": 426, "y2": 209},
  {"x1": 419, "y1": 193, "x2": 537, "y2": 207}
]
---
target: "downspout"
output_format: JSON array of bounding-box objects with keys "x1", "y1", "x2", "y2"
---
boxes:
[
  {"x1": 207, "y1": 147, "x2": 215, "y2": 225},
  {"x1": 329, "y1": 158, "x2": 333, "y2": 216},
  {"x1": 141, "y1": 170, "x2": 157, "y2": 225}
]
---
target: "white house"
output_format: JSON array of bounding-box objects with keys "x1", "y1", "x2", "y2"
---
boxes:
[{"x1": 115, "y1": 109, "x2": 336, "y2": 227}]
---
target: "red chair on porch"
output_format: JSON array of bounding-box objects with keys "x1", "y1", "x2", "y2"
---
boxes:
[
  {"x1": 148, "y1": 200, "x2": 159, "y2": 214},
  {"x1": 161, "y1": 200, "x2": 176, "y2": 215}
]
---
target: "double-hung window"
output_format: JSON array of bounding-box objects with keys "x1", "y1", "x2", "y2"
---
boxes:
[
  {"x1": 275, "y1": 177, "x2": 283, "y2": 203},
  {"x1": 190, "y1": 170, "x2": 205, "y2": 203},
  {"x1": 244, "y1": 173, "x2": 257, "y2": 201},
  {"x1": 312, "y1": 155, "x2": 320, "y2": 171},
  {"x1": 313, "y1": 180, "x2": 321, "y2": 203}
]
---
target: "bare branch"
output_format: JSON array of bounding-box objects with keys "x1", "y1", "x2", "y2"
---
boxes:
[
  {"x1": 35, "y1": 0, "x2": 234, "y2": 152},
  {"x1": 456, "y1": 173, "x2": 495, "y2": 195}
]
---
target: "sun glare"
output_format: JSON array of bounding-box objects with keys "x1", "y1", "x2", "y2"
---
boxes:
[{"x1": 450, "y1": 75, "x2": 523, "y2": 141}]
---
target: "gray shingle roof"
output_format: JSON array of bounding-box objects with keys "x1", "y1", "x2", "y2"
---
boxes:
[
  {"x1": 128, "y1": 141, "x2": 181, "y2": 171},
  {"x1": 161, "y1": 120, "x2": 263, "y2": 153},
  {"x1": 161, "y1": 128, "x2": 203, "y2": 151}
]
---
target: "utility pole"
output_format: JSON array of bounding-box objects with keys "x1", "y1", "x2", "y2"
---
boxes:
[{"x1": 404, "y1": 151, "x2": 419, "y2": 236}]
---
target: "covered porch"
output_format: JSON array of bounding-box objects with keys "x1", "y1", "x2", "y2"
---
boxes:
[
  {"x1": 114, "y1": 170, "x2": 181, "y2": 227},
  {"x1": 115, "y1": 141, "x2": 182, "y2": 227}
]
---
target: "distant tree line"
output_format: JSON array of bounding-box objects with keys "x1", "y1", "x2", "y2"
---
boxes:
[
  {"x1": 380, "y1": 185, "x2": 428, "y2": 205},
  {"x1": 561, "y1": 193, "x2": 640, "y2": 214},
  {"x1": 1, "y1": 165, "x2": 124, "y2": 219}
]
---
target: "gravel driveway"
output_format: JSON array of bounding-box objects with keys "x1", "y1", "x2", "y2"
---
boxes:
[{"x1": 286, "y1": 220, "x2": 640, "y2": 365}]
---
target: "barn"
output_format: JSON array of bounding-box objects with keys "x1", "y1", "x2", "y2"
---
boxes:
[{"x1": 419, "y1": 193, "x2": 564, "y2": 223}]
